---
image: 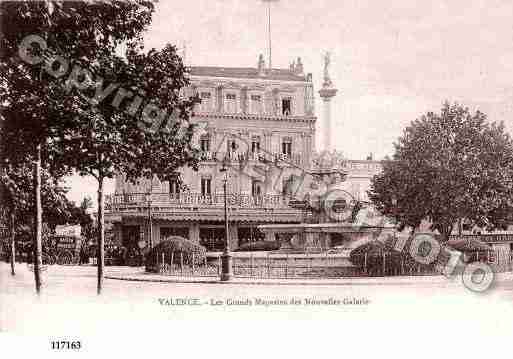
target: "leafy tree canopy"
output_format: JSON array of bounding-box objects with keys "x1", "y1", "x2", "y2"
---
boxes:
[{"x1": 369, "y1": 103, "x2": 513, "y2": 240}]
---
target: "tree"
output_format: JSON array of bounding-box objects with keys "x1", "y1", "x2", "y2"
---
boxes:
[
  {"x1": 369, "y1": 103, "x2": 513, "y2": 241},
  {"x1": 0, "y1": 160, "x2": 70, "y2": 275},
  {"x1": 57, "y1": 43, "x2": 199, "y2": 294},
  {"x1": 0, "y1": 1, "x2": 155, "y2": 294}
]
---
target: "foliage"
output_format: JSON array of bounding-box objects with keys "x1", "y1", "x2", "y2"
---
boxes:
[
  {"x1": 56, "y1": 42, "x2": 200, "y2": 186},
  {"x1": 0, "y1": 161, "x2": 72, "y2": 229},
  {"x1": 0, "y1": 1, "x2": 203, "y2": 293},
  {"x1": 369, "y1": 103, "x2": 513, "y2": 240},
  {"x1": 236, "y1": 241, "x2": 281, "y2": 252},
  {"x1": 0, "y1": 0, "x2": 157, "y2": 291},
  {"x1": 145, "y1": 236, "x2": 207, "y2": 272},
  {"x1": 349, "y1": 240, "x2": 402, "y2": 267},
  {"x1": 0, "y1": 0, "x2": 157, "y2": 164}
]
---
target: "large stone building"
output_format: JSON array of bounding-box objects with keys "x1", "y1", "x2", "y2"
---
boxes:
[{"x1": 105, "y1": 55, "x2": 382, "y2": 252}]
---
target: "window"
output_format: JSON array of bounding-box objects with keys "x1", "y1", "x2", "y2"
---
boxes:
[
  {"x1": 252, "y1": 180, "x2": 262, "y2": 197},
  {"x1": 199, "y1": 91, "x2": 213, "y2": 112},
  {"x1": 282, "y1": 175, "x2": 298, "y2": 196},
  {"x1": 282, "y1": 138, "x2": 292, "y2": 157},
  {"x1": 282, "y1": 178, "x2": 292, "y2": 196},
  {"x1": 227, "y1": 138, "x2": 237, "y2": 152},
  {"x1": 169, "y1": 179, "x2": 180, "y2": 197},
  {"x1": 251, "y1": 136, "x2": 261, "y2": 153},
  {"x1": 201, "y1": 178, "x2": 212, "y2": 196},
  {"x1": 200, "y1": 134, "x2": 210, "y2": 152},
  {"x1": 282, "y1": 98, "x2": 292, "y2": 116},
  {"x1": 225, "y1": 93, "x2": 237, "y2": 113},
  {"x1": 250, "y1": 94, "x2": 262, "y2": 114}
]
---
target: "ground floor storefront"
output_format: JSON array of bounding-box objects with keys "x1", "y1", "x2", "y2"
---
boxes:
[{"x1": 111, "y1": 219, "x2": 296, "y2": 253}]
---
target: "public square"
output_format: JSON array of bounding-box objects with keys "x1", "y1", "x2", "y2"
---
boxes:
[
  {"x1": 2, "y1": 262, "x2": 513, "y2": 334},
  {"x1": 2, "y1": 2, "x2": 513, "y2": 356}
]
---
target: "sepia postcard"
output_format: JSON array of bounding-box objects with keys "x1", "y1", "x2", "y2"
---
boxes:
[{"x1": 1, "y1": 0, "x2": 512, "y2": 357}]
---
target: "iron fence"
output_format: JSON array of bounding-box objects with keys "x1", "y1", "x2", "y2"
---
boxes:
[{"x1": 151, "y1": 250, "x2": 513, "y2": 279}]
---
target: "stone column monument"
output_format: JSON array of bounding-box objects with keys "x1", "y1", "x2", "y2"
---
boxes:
[{"x1": 318, "y1": 52, "x2": 338, "y2": 152}]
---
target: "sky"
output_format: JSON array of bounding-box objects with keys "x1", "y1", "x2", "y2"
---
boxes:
[{"x1": 64, "y1": 0, "x2": 513, "y2": 208}]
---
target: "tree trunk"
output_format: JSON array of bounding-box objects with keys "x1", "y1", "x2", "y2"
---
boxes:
[
  {"x1": 10, "y1": 208, "x2": 15, "y2": 276},
  {"x1": 97, "y1": 176, "x2": 105, "y2": 295},
  {"x1": 148, "y1": 175, "x2": 153, "y2": 249},
  {"x1": 33, "y1": 144, "x2": 43, "y2": 294}
]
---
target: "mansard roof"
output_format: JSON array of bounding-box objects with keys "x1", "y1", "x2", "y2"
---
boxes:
[{"x1": 189, "y1": 66, "x2": 308, "y2": 82}]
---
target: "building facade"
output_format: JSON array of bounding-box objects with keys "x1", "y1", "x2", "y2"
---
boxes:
[{"x1": 105, "y1": 55, "x2": 382, "y2": 252}]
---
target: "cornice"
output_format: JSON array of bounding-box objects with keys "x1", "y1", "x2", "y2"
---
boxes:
[
  {"x1": 190, "y1": 75, "x2": 310, "y2": 87},
  {"x1": 193, "y1": 112, "x2": 317, "y2": 124}
]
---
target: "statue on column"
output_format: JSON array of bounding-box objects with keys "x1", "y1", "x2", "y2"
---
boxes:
[{"x1": 323, "y1": 51, "x2": 333, "y2": 88}]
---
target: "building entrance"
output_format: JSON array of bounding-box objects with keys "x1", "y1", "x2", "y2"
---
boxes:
[
  {"x1": 199, "y1": 227, "x2": 226, "y2": 251},
  {"x1": 122, "y1": 225, "x2": 141, "y2": 250},
  {"x1": 238, "y1": 226, "x2": 265, "y2": 245}
]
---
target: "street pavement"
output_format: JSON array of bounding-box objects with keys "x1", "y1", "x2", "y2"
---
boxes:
[{"x1": 1, "y1": 262, "x2": 513, "y2": 334}]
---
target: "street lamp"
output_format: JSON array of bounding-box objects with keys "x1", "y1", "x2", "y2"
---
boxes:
[
  {"x1": 219, "y1": 157, "x2": 233, "y2": 281},
  {"x1": 391, "y1": 195, "x2": 398, "y2": 227},
  {"x1": 145, "y1": 191, "x2": 153, "y2": 250}
]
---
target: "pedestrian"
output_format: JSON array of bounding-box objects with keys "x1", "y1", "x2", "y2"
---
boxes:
[{"x1": 79, "y1": 243, "x2": 88, "y2": 265}]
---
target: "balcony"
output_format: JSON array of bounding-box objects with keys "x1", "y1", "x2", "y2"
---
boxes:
[
  {"x1": 198, "y1": 151, "x2": 303, "y2": 167},
  {"x1": 105, "y1": 192, "x2": 293, "y2": 211}
]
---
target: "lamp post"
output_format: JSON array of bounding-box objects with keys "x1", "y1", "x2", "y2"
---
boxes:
[
  {"x1": 219, "y1": 158, "x2": 233, "y2": 281},
  {"x1": 391, "y1": 196, "x2": 398, "y2": 227},
  {"x1": 145, "y1": 191, "x2": 153, "y2": 250}
]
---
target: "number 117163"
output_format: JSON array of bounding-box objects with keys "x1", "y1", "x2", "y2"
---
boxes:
[{"x1": 51, "y1": 341, "x2": 81, "y2": 350}]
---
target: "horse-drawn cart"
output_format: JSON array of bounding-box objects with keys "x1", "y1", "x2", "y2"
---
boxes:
[{"x1": 45, "y1": 234, "x2": 85, "y2": 265}]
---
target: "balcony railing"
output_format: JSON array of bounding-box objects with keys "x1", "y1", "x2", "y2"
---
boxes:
[
  {"x1": 198, "y1": 151, "x2": 303, "y2": 166},
  {"x1": 105, "y1": 192, "x2": 292, "y2": 210}
]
